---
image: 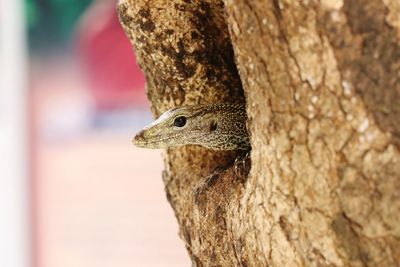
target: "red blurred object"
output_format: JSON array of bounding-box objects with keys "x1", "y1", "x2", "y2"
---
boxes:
[{"x1": 76, "y1": 1, "x2": 147, "y2": 110}]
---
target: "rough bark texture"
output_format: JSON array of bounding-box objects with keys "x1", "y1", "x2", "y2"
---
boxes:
[{"x1": 119, "y1": 0, "x2": 400, "y2": 266}]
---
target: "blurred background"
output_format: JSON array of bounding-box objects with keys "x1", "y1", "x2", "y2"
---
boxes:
[{"x1": 0, "y1": 0, "x2": 190, "y2": 266}]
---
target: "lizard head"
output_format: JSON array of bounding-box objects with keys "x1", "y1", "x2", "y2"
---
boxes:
[{"x1": 132, "y1": 105, "x2": 226, "y2": 149}]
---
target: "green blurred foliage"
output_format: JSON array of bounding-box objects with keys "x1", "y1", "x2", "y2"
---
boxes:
[{"x1": 26, "y1": 0, "x2": 93, "y2": 52}]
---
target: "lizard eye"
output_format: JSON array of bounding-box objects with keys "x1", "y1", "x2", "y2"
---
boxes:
[{"x1": 173, "y1": 116, "x2": 187, "y2": 127}]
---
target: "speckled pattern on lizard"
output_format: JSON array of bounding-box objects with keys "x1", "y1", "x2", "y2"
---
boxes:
[{"x1": 133, "y1": 103, "x2": 250, "y2": 151}]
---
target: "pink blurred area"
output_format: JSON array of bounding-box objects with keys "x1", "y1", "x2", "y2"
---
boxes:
[
  {"x1": 31, "y1": 1, "x2": 190, "y2": 266},
  {"x1": 35, "y1": 132, "x2": 189, "y2": 267},
  {"x1": 76, "y1": 0, "x2": 148, "y2": 110}
]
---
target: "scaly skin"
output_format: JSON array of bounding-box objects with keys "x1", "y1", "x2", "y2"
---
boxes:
[{"x1": 133, "y1": 103, "x2": 250, "y2": 150}]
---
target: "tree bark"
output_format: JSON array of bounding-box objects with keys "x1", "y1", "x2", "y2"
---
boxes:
[{"x1": 119, "y1": 0, "x2": 400, "y2": 266}]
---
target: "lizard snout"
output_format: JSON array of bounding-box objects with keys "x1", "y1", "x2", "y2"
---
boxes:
[{"x1": 132, "y1": 129, "x2": 146, "y2": 146}]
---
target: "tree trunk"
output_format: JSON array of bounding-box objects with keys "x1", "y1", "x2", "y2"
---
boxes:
[{"x1": 118, "y1": 0, "x2": 400, "y2": 266}]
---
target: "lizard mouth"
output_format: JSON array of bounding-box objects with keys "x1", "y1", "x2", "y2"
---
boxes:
[{"x1": 132, "y1": 132, "x2": 188, "y2": 149}]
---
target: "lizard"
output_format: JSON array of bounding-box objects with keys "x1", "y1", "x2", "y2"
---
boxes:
[{"x1": 132, "y1": 103, "x2": 251, "y2": 151}]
